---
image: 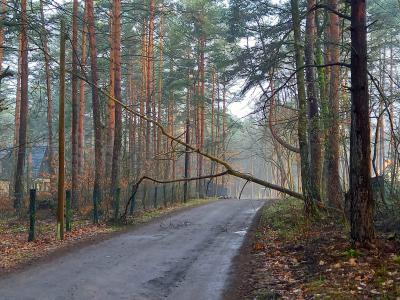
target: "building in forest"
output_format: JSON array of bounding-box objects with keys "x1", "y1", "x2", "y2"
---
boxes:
[{"x1": 0, "y1": 145, "x2": 51, "y2": 195}]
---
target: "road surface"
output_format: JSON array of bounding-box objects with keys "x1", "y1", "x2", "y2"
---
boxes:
[{"x1": 0, "y1": 199, "x2": 264, "y2": 300}]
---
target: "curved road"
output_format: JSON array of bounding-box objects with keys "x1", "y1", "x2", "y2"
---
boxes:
[{"x1": 0, "y1": 199, "x2": 264, "y2": 300}]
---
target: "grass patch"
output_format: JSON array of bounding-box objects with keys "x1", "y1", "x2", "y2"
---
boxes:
[{"x1": 259, "y1": 198, "x2": 306, "y2": 240}]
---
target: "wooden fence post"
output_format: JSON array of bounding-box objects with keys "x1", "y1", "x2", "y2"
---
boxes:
[
  {"x1": 114, "y1": 187, "x2": 120, "y2": 220},
  {"x1": 28, "y1": 189, "x2": 36, "y2": 242},
  {"x1": 66, "y1": 190, "x2": 72, "y2": 232},
  {"x1": 154, "y1": 185, "x2": 158, "y2": 209}
]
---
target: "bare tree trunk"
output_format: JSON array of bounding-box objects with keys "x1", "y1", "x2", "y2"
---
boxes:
[
  {"x1": 198, "y1": 34, "x2": 206, "y2": 196},
  {"x1": 146, "y1": 0, "x2": 155, "y2": 161},
  {"x1": 349, "y1": 0, "x2": 374, "y2": 244},
  {"x1": 326, "y1": 0, "x2": 343, "y2": 208},
  {"x1": 139, "y1": 18, "x2": 147, "y2": 174},
  {"x1": 87, "y1": 0, "x2": 104, "y2": 223},
  {"x1": 39, "y1": 0, "x2": 54, "y2": 183},
  {"x1": 290, "y1": 0, "x2": 315, "y2": 216},
  {"x1": 78, "y1": 5, "x2": 88, "y2": 175},
  {"x1": 111, "y1": 0, "x2": 122, "y2": 193},
  {"x1": 157, "y1": 11, "x2": 164, "y2": 177},
  {"x1": 13, "y1": 36, "x2": 22, "y2": 192},
  {"x1": 57, "y1": 20, "x2": 66, "y2": 240},
  {"x1": 14, "y1": 0, "x2": 28, "y2": 212},
  {"x1": 106, "y1": 10, "x2": 115, "y2": 180},
  {"x1": 222, "y1": 81, "x2": 227, "y2": 188},
  {"x1": 71, "y1": 0, "x2": 79, "y2": 208},
  {"x1": 305, "y1": 0, "x2": 321, "y2": 201}
]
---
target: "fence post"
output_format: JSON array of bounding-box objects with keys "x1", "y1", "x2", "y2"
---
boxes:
[
  {"x1": 28, "y1": 189, "x2": 36, "y2": 242},
  {"x1": 66, "y1": 190, "x2": 72, "y2": 232},
  {"x1": 113, "y1": 187, "x2": 121, "y2": 220},
  {"x1": 171, "y1": 184, "x2": 175, "y2": 203},
  {"x1": 163, "y1": 184, "x2": 167, "y2": 208},
  {"x1": 154, "y1": 185, "x2": 158, "y2": 209}
]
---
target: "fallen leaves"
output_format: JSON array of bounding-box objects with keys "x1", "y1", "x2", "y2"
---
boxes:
[
  {"x1": 238, "y1": 200, "x2": 400, "y2": 299},
  {"x1": 0, "y1": 219, "x2": 113, "y2": 272}
]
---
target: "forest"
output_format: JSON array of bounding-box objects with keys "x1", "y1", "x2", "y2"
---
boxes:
[{"x1": 0, "y1": 0, "x2": 400, "y2": 298}]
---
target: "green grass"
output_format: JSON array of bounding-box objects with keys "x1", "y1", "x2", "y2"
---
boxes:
[
  {"x1": 259, "y1": 198, "x2": 306, "y2": 240},
  {"x1": 393, "y1": 255, "x2": 400, "y2": 264},
  {"x1": 342, "y1": 248, "x2": 362, "y2": 258}
]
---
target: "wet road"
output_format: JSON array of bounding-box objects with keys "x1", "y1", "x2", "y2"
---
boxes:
[{"x1": 0, "y1": 199, "x2": 264, "y2": 300}]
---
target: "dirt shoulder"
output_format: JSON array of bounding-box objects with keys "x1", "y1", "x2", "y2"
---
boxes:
[
  {"x1": 226, "y1": 199, "x2": 400, "y2": 299},
  {"x1": 0, "y1": 198, "x2": 217, "y2": 277}
]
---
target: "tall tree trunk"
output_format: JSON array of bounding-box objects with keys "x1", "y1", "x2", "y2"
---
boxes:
[
  {"x1": 157, "y1": 11, "x2": 164, "y2": 177},
  {"x1": 127, "y1": 55, "x2": 136, "y2": 176},
  {"x1": 111, "y1": 0, "x2": 122, "y2": 193},
  {"x1": 57, "y1": 20, "x2": 66, "y2": 240},
  {"x1": 14, "y1": 0, "x2": 28, "y2": 212},
  {"x1": 86, "y1": 0, "x2": 103, "y2": 223},
  {"x1": 184, "y1": 70, "x2": 192, "y2": 202},
  {"x1": 106, "y1": 10, "x2": 115, "y2": 180},
  {"x1": 139, "y1": 19, "x2": 147, "y2": 174},
  {"x1": 290, "y1": 0, "x2": 315, "y2": 215},
  {"x1": 13, "y1": 36, "x2": 22, "y2": 188},
  {"x1": 197, "y1": 34, "x2": 206, "y2": 196},
  {"x1": 39, "y1": 0, "x2": 54, "y2": 183},
  {"x1": 222, "y1": 81, "x2": 227, "y2": 188},
  {"x1": 78, "y1": 5, "x2": 88, "y2": 175},
  {"x1": 349, "y1": 0, "x2": 374, "y2": 244},
  {"x1": 71, "y1": 0, "x2": 79, "y2": 208},
  {"x1": 326, "y1": 0, "x2": 343, "y2": 208},
  {"x1": 305, "y1": 0, "x2": 321, "y2": 201},
  {"x1": 146, "y1": 0, "x2": 155, "y2": 161}
]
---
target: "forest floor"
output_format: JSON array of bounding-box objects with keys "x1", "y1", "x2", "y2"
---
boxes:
[
  {"x1": 228, "y1": 199, "x2": 400, "y2": 299},
  {"x1": 0, "y1": 197, "x2": 216, "y2": 275}
]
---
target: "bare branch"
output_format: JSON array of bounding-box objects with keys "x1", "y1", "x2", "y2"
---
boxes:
[
  {"x1": 122, "y1": 171, "x2": 230, "y2": 219},
  {"x1": 312, "y1": 4, "x2": 351, "y2": 21}
]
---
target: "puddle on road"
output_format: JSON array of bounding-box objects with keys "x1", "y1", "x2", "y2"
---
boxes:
[{"x1": 233, "y1": 230, "x2": 247, "y2": 236}]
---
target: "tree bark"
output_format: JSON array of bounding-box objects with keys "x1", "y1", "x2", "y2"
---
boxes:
[
  {"x1": 111, "y1": 0, "x2": 122, "y2": 192},
  {"x1": 14, "y1": 0, "x2": 28, "y2": 212},
  {"x1": 71, "y1": 0, "x2": 79, "y2": 208},
  {"x1": 305, "y1": 0, "x2": 321, "y2": 201},
  {"x1": 326, "y1": 0, "x2": 343, "y2": 208},
  {"x1": 349, "y1": 0, "x2": 374, "y2": 244},
  {"x1": 78, "y1": 5, "x2": 88, "y2": 175},
  {"x1": 106, "y1": 9, "x2": 115, "y2": 180},
  {"x1": 86, "y1": 0, "x2": 103, "y2": 223},
  {"x1": 290, "y1": 0, "x2": 315, "y2": 215},
  {"x1": 146, "y1": 0, "x2": 155, "y2": 161},
  {"x1": 39, "y1": 0, "x2": 54, "y2": 183},
  {"x1": 57, "y1": 20, "x2": 66, "y2": 240}
]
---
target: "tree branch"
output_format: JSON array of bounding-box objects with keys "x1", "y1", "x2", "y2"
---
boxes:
[
  {"x1": 312, "y1": 4, "x2": 351, "y2": 21},
  {"x1": 122, "y1": 171, "x2": 230, "y2": 219}
]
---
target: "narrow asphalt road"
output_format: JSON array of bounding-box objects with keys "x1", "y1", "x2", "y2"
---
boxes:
[{"x1": 0, "y1": 199, "x2": 264, "y2": 300}]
